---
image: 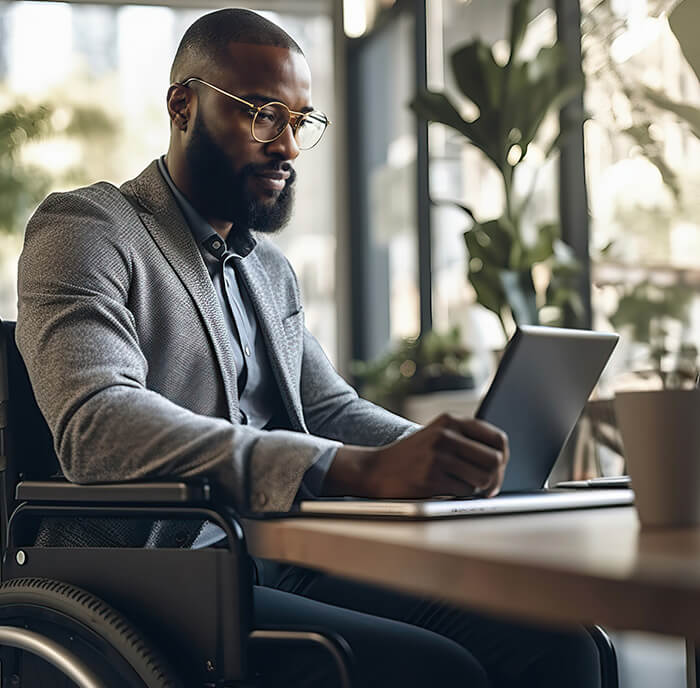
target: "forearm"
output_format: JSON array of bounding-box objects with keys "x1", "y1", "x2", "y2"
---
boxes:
[
  {"x1": 53, "y1": 383, "x2": 342, "y2": 512},
  {"x1": 301, "y1": 330, "x2": 419, "y2": 446}
]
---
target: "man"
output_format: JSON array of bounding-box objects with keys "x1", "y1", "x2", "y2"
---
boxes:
[{"x1": 17, "y1": 8, "x2": 601, "y2": 687}]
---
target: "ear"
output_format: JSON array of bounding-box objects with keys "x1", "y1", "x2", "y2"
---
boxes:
[{"x1": 167, "y1": 84, "x2": 191, "y2": 131}]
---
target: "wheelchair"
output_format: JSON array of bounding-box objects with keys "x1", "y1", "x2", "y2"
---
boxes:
[
  {"x1": 0, "y1": 319, "x2": 354, "y2": 687},
  {"x1": 0, "y1": 319, "x2": 618, "y2": 687}
]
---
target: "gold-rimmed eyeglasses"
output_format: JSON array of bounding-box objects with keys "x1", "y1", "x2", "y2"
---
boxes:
[{"x1": 179, "y1": 77, "x2": 330, "y2": 150}]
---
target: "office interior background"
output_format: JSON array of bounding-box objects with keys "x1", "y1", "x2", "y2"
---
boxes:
[{"x1": 0, "y1": 0, "x2": 698, "y2": 684}]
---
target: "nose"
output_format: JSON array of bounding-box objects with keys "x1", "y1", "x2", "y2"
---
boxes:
[{"x1": 265, "y1": 121, "x2": 300, "y2": 161}]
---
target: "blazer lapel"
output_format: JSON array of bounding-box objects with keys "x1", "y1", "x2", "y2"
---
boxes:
[
  {"x1": 236, "y1": 252, "x2": 306, "y2": 431},
  {"x1": 122, "y1": 161, "x2": 240, "y2": 423}
]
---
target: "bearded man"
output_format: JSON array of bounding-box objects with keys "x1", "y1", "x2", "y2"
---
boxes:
[{"x1": 16, "y1": 8, "x2": 601, "y2": 687}]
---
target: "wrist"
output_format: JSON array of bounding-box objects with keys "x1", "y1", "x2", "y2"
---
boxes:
[{"x1": 321, "y1": 445, "x2": 376, "y2": 497}]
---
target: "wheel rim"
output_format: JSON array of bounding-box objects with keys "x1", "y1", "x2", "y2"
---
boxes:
[
  {"x1": 0, "y1": 625, "x2": 104, "y2": 688},
  {"x1": 0, "y1": 604, "x2": 154, "y2": 687}
]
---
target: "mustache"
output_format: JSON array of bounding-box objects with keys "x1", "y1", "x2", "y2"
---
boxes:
[{"x1": 247, "y1": 162, "x2": 296, "y2": 185}]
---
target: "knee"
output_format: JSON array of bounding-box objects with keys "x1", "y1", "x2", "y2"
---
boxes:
[
  {"x1": 540, "y1": 628, "x2": 602, "y2": 688},
  {"x1": 369, "y1": 630, "x2": 489, "y2": 688}
]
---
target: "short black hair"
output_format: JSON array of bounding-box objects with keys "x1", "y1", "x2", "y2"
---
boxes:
[{"x1": 170, "y1": 8, "x2": 303, "y2": 83}]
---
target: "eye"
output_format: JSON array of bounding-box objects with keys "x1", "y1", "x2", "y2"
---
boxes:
[{"x1": 256, "y1": 108, "x2": 277, "y2": 123}]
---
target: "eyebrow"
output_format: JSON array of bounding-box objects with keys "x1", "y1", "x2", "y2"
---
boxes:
[{"x1": 242, "y1": 93, "x2": 314, "y2": 113}]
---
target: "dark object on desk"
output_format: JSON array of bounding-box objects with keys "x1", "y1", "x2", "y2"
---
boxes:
[
  {"x1": 0, "y1": 320, "x2": 354, "y2": 687},
  {"x1": 555, "y1": 476, "x2": 631, "y2": 489}
]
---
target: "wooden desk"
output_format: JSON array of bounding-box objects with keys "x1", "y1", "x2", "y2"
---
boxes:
[{"x1": 244, "y1": 506, "x2": 700, "y2": 642}]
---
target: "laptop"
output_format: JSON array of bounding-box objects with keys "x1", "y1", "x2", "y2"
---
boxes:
[{"x1": 298, "y1": 325, "x2": 634, "y2": 519}]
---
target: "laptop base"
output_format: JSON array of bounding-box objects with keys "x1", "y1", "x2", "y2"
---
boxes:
[{"x1": 297, "y1": 488, "x2": 635, "y2": 519}]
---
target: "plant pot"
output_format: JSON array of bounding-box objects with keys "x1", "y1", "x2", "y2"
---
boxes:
[{"x1": 615, "y1": 389, "x2": 700, "y2": 527}]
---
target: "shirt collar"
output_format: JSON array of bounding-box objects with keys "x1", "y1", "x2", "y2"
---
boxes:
[{"x1": 157, "y1": 156, "x2": 256, "y2": 259}]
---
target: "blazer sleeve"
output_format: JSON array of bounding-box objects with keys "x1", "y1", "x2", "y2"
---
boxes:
[
  {"x1": 299, "y1": 325, "x2": 420, "y2": 446},
  {"x1": 16, "y1": 189, "x2": 341, "y2": 514}
]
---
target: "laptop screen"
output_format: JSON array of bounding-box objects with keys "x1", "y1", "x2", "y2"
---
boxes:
[{"x1": 475, "y1": 326, "x2": 618, "y2": 493}]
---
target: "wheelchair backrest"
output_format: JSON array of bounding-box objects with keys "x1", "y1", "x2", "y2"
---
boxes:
[
  {"x1": 0, "y1": 320, "x2": 61, "y2": 480},
  {"x1": 0, "y1": 320, "x2": 210, "y2": 552}
]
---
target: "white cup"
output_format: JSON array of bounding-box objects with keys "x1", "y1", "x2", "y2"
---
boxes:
[{"x1": 615, "y1": 389, "x2": 700, "y2": 527}]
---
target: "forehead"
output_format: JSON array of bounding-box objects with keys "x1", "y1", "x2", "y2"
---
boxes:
[{"x1": 214, "y1": 42, "x2": 312, "y2": 108}]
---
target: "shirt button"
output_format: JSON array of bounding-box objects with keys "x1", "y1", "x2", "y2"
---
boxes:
[
  {"x1": 255, "y1": 493, "x2": 267, "y2": 507},
  {"x1": 245, "y1": 345, "x2": 251, "y2": 356},
  {"x1": 212, "y1": 240, "x2": 221, "y2": 249}
]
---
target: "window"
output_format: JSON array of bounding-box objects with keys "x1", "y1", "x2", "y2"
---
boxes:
[
  {"x1": 426, "y1": 0, "x2": 557, "y2": 352},
  {"x1": 582, "y1": 0, "x2": 700, "y2": 386},
  {"x1": 0, "y1": 1, "x2": 338, "y2": 361}
]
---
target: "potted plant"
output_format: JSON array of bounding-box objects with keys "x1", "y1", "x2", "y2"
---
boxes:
[
  {"x1": 411, "y1": 0, "x2": 585, "y2": 338},
  {"x1": 609, "y1": 280, "x2": 698, "y2": 389}
]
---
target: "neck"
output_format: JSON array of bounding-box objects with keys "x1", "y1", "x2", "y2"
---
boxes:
[{"x1": 164, "y1": 149, "x2": 233, "y2": 241}]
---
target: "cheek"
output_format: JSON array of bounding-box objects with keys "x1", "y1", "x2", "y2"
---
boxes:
[
  {"x1": 206, "y1": 112, "x2": 257, "y2": 160},
  {"x1": 222, "y1": 129, "x2": 263, "y2": 170}
]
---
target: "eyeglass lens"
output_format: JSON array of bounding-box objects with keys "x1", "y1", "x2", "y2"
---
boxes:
[{"x1": 253, "y1": 103, "x2": 327, "y2": 149}]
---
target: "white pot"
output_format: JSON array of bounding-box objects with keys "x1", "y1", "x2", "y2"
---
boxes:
[{"x1": 615, "y1": 389, "x2": 700, "y2": 528}]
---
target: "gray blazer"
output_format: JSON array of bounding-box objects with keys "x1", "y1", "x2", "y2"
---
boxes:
[{"x1": 16, "y1": 161, "x2": 415, "y2": 513}]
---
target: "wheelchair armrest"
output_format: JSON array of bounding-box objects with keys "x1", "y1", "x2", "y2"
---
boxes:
[{"x1": 15, "y1": 478, "x2": 211, "y2": 504}]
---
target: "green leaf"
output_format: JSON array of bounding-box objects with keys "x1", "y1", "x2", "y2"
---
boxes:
[
  {"x1": 669, "y1": 0, "x2": 700, "y2": 83},
  {"x1": 410, "y1": 89, "x2": 502, "y2": 171},
  {"x1": 621, "y1": 119, "x2": 679, "y2": 193},
  {"x1": 517, "y1": 47, "x2": 583, "y2": 150},
  {"x1": 508, "y1": 0, "x2": 532, "y2": 66},
  {"x1": 468, "y1": 264, "x2": 507, "y2": 317},
  {"x1": 519, "y1": 222, "x2": 559, "y2": 269},
  {"x1": 430, "y1": 198, "x2": 478, "y2": 224},
  {"x1": 464, "y1": 217, "x2": 514, "y2": 267},
  {"x1": 451, "y1": 41, "x2": 504, "y2": 114},
  {"x1": 643, "y1": 87, "x2": 700, "y2": 139},
  {"x1": 609, "y1": 282, "x2": 694, "y2": 345}
]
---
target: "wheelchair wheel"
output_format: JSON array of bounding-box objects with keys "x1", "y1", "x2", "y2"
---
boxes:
[{"x1": 0, "y1": 577, "x2": 183, "y2": 688}]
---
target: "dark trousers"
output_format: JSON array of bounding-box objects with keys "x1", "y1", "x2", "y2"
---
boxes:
[{"x1": 251, "y1": 559, "x2": 602, "y2": 688}]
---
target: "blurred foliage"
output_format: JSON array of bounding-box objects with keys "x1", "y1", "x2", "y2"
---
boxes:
[
  {"x1": 352, "y1": 328, "x2": 474, "y2": 413},
  {"x1": 0, "y1": 104, "x2": 54, "y2": 234},
  {"x1": 583, "y1": 0, "x2": 700, "y2": 388},
  {"x1": 581, "y1": 0, "x2": 700, "y2": 201},
  {"x1": 610, "y1": 281, "x2": 698, "y2": 388},
  {"x1": 412, "y1": 0, "x2": 584, "y2": 337},
  {"x1": 0, "y1": 98, "x2": 117, "y2": 234}
]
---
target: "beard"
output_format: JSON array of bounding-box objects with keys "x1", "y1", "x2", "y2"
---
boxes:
[{"x1": 184, "y1": 113, "x2": 296, "y2": 235}]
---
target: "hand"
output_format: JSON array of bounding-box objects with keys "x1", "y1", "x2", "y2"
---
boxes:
[{"x1": 324, "y1": 413, "x2": 509, "y2": 499}]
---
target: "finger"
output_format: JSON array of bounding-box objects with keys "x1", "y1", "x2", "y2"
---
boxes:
[
  {"x1": 438, "y1": 415, "x2": 508, "y2": 451},
  {"x1": 436, "y1": 428, "x2": 507, "y2": 473},
  {"x1": 434, "y1": 451, "x2": 496, "y2": 492},
  {"x1": 483, "y1": 462, "x2": 507, "y2": 497},
  {"x1": 428, "y1": 469, "x2": 478, "y2": 499}
]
